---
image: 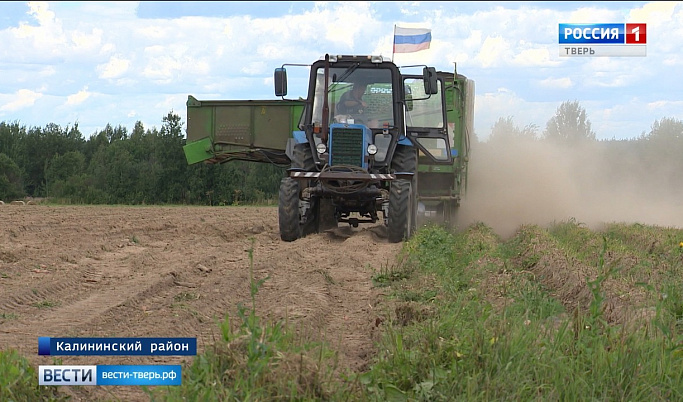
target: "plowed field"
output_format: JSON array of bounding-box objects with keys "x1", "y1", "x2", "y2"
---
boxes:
[
  {"x1": 0, "y1": 205, "x2": 402, "y2": 401},
  {"x1": 3, "y1": 203, "x2": 683, "y2": 401}
]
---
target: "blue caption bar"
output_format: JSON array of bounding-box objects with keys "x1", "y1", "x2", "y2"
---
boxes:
[
  {"x1": 559, "y1": 23, "x2": 624, "y2": 44},
  {"x1": 39, "y1": 365, "x2": 182, "y2": 386},
  {"x1": 38, "y1": 337, "x2": 196, "y2": 356}
]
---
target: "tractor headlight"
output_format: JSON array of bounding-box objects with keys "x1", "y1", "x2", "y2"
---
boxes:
[
  {"x1": 367, "y1": 144, "x2": 378, "y2": 155},
  {"x1": 316, "y1": 143, "x2": 327, "y2": 154}
]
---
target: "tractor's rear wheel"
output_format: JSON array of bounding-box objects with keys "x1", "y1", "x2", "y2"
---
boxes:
[
  {"x1": 387, "y1": 179, "x2": 413, "y2": 243},
  {"x1": 391, "y1": 144, "x2": 417, "y2": 173},
  {"x1": 279, "y1": 178, "x2": 301, "y2": 242},
  {"x1": 291, "y1": 143, "x2": 316, "y2": 170}
]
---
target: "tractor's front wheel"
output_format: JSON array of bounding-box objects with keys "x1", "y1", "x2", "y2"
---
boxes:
[
  {"x1": 387, "y1": 179, "x2": 414, "y2": 243},
  {"x1": 279, "y1": 178, "x2": 301, "y2": 242}
]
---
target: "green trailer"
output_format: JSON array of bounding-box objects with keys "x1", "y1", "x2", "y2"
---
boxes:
[
  {"x1": 184, "y1": 98, "x2": 304, "y2": 166},
  {"x1": 184, "y1": 54, "x2": 474, "y2": 242},
  {"x1": 414, "y1": 70, "x2": 475, "y2": 227}
]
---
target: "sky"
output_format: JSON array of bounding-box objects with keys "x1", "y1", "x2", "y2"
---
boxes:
[{"x1": 0, "y1": 1, "x2": 682, "y2": 141}]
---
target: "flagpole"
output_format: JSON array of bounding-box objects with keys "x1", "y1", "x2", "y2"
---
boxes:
[{"x1": 392, "y1": 24, "x2": 396, "y2": 61}]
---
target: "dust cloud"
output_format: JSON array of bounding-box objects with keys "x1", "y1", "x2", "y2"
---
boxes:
[{"x1": 457, "y1": 137, "x2": 683, "y2": 238}]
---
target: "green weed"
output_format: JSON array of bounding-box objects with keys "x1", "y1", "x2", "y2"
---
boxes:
[
  {"x1": 32, "y1": 300, "x2": 60, "y2": 309},
  {"x1": 0, "y1": 349, "x2": 67, "y2": 401}
]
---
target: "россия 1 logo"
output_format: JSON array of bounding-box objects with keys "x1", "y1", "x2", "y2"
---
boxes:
[{"x1": 559, "y1": 23, "x2": 647, "y2": 57}]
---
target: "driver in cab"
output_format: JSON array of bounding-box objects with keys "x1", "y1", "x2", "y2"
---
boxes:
[
  {"x1": 336, "y1": 82, "x2": 379, "y2": 128},
  {"x1": 337, "y1": 82, "x2": 368, "y2": 115}
]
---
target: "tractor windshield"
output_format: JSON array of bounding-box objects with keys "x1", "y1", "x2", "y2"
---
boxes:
[{"x1": 311, "y1": 67, "x2": 394, "y2": 129}]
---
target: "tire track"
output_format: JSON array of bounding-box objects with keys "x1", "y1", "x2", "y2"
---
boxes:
[{"x1": 0, "y1": 205, "x2": 400, "y2": 402}]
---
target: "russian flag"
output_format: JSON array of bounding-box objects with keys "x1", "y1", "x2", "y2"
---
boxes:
[{"x1": 393, "y1": 26, "x2": 432, "y2": 53}]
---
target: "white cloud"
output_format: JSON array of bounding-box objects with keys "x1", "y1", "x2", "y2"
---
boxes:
[
  {"x1": 10, "y1": 2, "x2": 67, "y2": 59},
  {"x1": 584, "y1": 72, "x2": 631, "y2": 88},
  {"x1": 155, "y1": 95, "x2": 184, "y2": 114},
  {"x1": 0, "y1": 89, "x2": 43, "y2": 111},
  {"x1": 663, "y1": 55, "x2": 683, "y2": 66},
  {"x1": 240, "y1": 61, "x2": 268, "y2": 76},
  {"x1": 647, "y1": 99, "x2": 683, "y2": 110},
  {"x1": 398, "y1": 2, "x2": 423, "y2": 17},
  {"x1": 143, "y1": 57, "x2": 181, "y2": 84},
  {"x1": 539, "y1": 77, "x2": 573, "y2": 89},
  {"x1": 513, "y1": 47, "x2": 559, "y2": 67},
  {"x1": 38, "y1": 66, "x2": 56, "y2": 77},
  {"x1": 137, "y1": 25, "x2": 168, "y2": 40},
  {"x1": 27, "y1": 1, "x2": 55, "y2": 26},
  {"x1": 320, "y1": 3, "x2": 376, "y2": 49},
  {"x1": 629, "y1": 2, "x2": 678, "y2": 26},
  {"x1": 464, "y1": 30, "x2": 482, "y2": 48},
  {"x1": 66, "y1": 87, "x2": 91, "y2": 105},
  {"x1": 0, "y1": 2, "x2": 682, "y2": 140},
  {"x1": 476, "y1": 36, "x2": 509, "y2": 68},
  {"x1": 99, "y1": 43, "x2": 116, "y2": 55},
  {"x1": 98, "y1": 56, "x2": 131, "y2": 79},
  {"x1": 70, "y1": 28, "x2": 103, "y2": 52},
  {"x1": 567, "y1": 7, "x2": 620, "y2": 23}
]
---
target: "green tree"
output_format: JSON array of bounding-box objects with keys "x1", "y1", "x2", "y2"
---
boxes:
[
  {"x1": 543, "y1": 100, "x2": 596, "y2": 144},
  {"x1": 155, "y1": 111, "x2": 188, "y2": 203},
  {"x1": 0, "y1": 121, "x2": 25, "y2": 162},
  {"x1": 643, "y1": 117, "x2": 683, "y2": 141},
  {"x1": 637, "y1": 117, "x2": 683, "y2": 194},
  {"x1": 83, "y1": 131, "x2": 109, "y2": 161},
  {"x1": 103, "y1": 123, "x2": 128, "y2": 143},
  {"x1": 130, "y1": 120, "x2": 145, "y2": 141},
  {"x1": 244, "y1": 162, "x2": 286, "y2": 203},
  {"x1": 0, "y1": 153, "x2": 24, "y2": 201},
  {"x1": 45, "y1": 151, "x2": 87, "y2": 199},
  {"x1": 161, "y1": 111, "x2": 183, "y2": 139},
  {"x1": 488, "y1": 116, "x2": 538, "y2": 143},
  {"x1": 46, "y1": 151, "x2": 86, "y2": 183},
  {"x1": 88, "y1": 141, "x2": 137, "y2": 203},
  {"x1": 14, "y1": 123, "x2": 84, "y2": 196}
]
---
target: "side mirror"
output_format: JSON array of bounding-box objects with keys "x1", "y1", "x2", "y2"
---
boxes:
[
  {"x1": 274, "y1": 67, "x2": 287, "y2": 97},
  {"x1": 423, "y1": 67, "x2": 438, "y2": 95}
]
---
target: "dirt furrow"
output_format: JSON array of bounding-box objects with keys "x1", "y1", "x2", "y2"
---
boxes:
[{"x1": 0, "y1": 205, "x2": 401, "y2": 401}]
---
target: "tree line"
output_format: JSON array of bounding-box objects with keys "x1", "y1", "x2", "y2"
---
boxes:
[
  {"x1": 0, "y1": 112, "x2": 285, "y2": 204},
  {"x1": 488, "y1": 100, "x2": 683, "y2": 145},
  {"x1": 482, "y1": 100, "x2": 683, "y2": 203},
  {"x1": 1, "y1": 101, "x2": 682, "y2": 205}
]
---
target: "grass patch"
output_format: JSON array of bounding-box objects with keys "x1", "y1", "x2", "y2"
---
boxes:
[
  {"x1": 359, "y1": 223, "x2": 683, "y2": 401},
  {"x1": 0, "y1": 349, "x2": 67, "y2": 401},
  {"x1": 371, "y1": 259, "x2": 413, "y2": 288},
  {"x1": 32, "y1": 300, "x2": 60, "y2": 309},
  {"x1": 0, "y1": 312, "x2": 18, "y2": 320},
  {"x1": 173, "y1": 292, "x2": 199, "y2": 302}
]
